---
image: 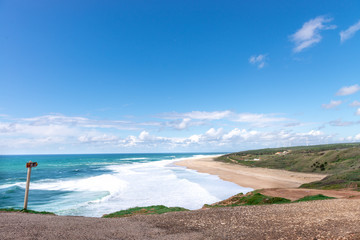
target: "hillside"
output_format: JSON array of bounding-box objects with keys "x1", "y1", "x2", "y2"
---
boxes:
[{"x1": 216, "y1": 143, "x2": 360, "y2": 190}]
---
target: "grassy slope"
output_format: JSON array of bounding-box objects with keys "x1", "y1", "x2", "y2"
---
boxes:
[
  {"x1": 204, "y1": 191, "x2": 335, "y2": 208},
  {"x1": 102, "y1": 205, "x2": 189, "y2": 218},
  {"x1": 204, "y1": 192, "x2": 291, "y2": 208},
  {"x1": 293, "y1": 194, "x2": 335, "y2": 202},
  {"x1": 216, "y1": 143, "x2": 360, "y2": 190},
  {"x1": 0, "y1": 208, "x2": 55, "y2": 215},
  {"x1": 104, "y1": 193, "x2": 335, "y2": 218}
]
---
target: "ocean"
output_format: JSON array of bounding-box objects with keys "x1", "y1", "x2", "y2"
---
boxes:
[{"x1": 0, "y1": 153, "x2": 252, "y2": 217}]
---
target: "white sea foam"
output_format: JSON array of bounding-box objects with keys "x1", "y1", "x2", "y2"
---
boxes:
[
  {"x1": 0, "y1": 183, "x2": 23, "y2": 189},
  {"x1": 30, "y1": 174, "x2": 128, "y2": 194},
  {"x1": 120, "y1": 157, "x2": 149, "y2": 160}
]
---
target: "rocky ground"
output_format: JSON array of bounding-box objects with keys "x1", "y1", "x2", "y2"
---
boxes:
[{"x1": 1, "y1": 199, "x2": 360, "y2": 239}]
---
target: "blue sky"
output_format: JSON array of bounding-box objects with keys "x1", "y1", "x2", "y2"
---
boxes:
[{"x1": 1, "y1": 0, "x2": 360, "y2": 154}]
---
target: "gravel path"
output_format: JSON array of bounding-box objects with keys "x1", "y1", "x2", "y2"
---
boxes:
[{"x1": 1, "y1": 199, "x2": 360, "y2": 239}]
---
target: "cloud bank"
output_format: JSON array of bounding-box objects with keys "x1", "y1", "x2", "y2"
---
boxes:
[{"x1": 0, "y1": 111, "x2": 324, "y2": 154}]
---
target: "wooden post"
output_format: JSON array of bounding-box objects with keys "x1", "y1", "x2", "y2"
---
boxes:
[{"x1": 23, "y1": 161, "x2": 38, "y2": 210}]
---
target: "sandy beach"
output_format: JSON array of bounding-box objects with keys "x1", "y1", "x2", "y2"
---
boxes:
[{"x1": 174, "y1": 156, "x2": 326, "y2": 189}]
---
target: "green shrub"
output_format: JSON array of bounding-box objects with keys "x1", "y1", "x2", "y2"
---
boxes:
[
  {"x1": 294, "y1": 194, "x2": 335, "y2": 202},
  {"x1": 205, "y1": 192, "x2": 291, "y2": 208}
]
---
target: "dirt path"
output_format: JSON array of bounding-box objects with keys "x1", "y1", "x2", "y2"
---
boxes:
[
  {"x1": 1, "y1": 199, "x2": 360, "y2": 239},
  {"x1": 260, "y1": 188, "x2": 360, "y2": 201}
]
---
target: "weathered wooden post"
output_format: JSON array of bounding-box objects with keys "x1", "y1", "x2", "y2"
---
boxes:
[{"x1": 23, "y1": 161, "x2": 38, "y2": 210}]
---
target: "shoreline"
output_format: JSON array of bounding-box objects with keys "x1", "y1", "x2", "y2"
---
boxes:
[{"x1": 174, "y1": 156, "x2": 326, "y2": 189}]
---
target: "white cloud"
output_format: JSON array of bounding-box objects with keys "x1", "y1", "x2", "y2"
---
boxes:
[
  {"x1": 176, "y1": 118, "x2": 192, "y2": 130},
  {"x1": 23, "y1": 115, "x2": 88, "y2": 125},
  {"x1": 0, "y1": 114, "x2": 140, "y2": 152},
  {"x1": 343, "y1": 133, "x2": 360, "y2": 141},
  {"x1": 0, "y1": 118, "x2": 334, "y2": 153},
  {"x1": 249, "y1": 54, "x2": 268, "y2": 69},
  {"x1": 336, "y1": 84, "x2": 360, "y2": 96},
  {"x1": 185, "y1": 128, "x2": 225, "y2": 145},
  {"x1": 188, "y1": 128, "x2": 330, "y2": 149},
  {"x1": 164, "y1": 118, "x2": 204, "y2": 130},
  {"x1": 350, "y1": 100, "x2": 360, "y2": 107},
  {"x1": 328, "y1": 119, "x2": 356, "y2": 127},
  {"x1": 139, "y1": 131, "x2": 152, "y2": 141},
  {"x1": 307, "y1": 130, "x2": 322, "y2": 136},
  {"x1": 160, "y1": 111, "x2": 292, "y2": 128},
  {"x1": 78, "y1": 134, "x2": 119, "y2": 144},
  {"x1": 162, "y1": 111, "x2": 232, "y2": 120},
  {"x1": 157, "y1": 110, "x2": 230, "y2": 130},
  {"x1": 77, "y1": 130, "x2": 175, "y2": 149},
  {"x1": 231, "y1": 113, "x2": 291, "y2": 127},
  {"x1": 0, "y1": 137, "x2": 67, "y2": 149},
  {"x1": 356, "y1": 108, "x2": 360, "y2": 116},
  {"x1": 170, "y1": 118, "x2": 190, "y2": 130},
  {"x1": 290, "y1": 16, "x2": 336, "y2": 53},
  {"x1": 0, "y1": 112, "x2": 327, "y2": 154},
  {"x1": 340, "y1": 20, "x2": 360, "y2": 42},
  {"x1": 204, "y1": 128, "x2": 224, "y2": 138},
  {"x1": 24, "y1": 114, "x2": 142, "y2": 131},
  {"x1": 0, "y1": 121, "x2": 78, "y2": 137},
  {"x1": 321, "y1": 100, "x2": 342, "y2": 109},
  {"x1": 222, "y1": 128, "x2": 258, "y2": 141}
]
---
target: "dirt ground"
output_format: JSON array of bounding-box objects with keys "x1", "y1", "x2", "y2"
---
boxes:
[{"x1": 1, "y1": 199, "x2": 360, "y2": 240}]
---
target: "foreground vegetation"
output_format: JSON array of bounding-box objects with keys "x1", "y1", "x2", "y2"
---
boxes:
[
  {"x1": 204, "y1": 191, "x2": 335, "y2": 208},
  {"x1": 102, "y1": 205, "x2": 189, "y2": 218},
  {"x1": 293, "y1": 194, "x2": 336, "y2": 202},
  {"x1": 217, "y1": 143, "x2": 360, "y2": 190},
  {"x1": 0, "y1": 208, "x2": 55, "y2": 215},
  {"x1": 103, "y1": 192, "x2": 336, "y2": 218},
  {"x1": 1, "y1": 193, "x2": 336, "y2": 219},
  {"x1": 204, "y1": 192, "x2": 290, "y2": 208}
]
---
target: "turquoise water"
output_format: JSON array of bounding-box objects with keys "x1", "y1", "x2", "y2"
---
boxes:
[{"x1": 0, "y1": 153, "x2": 252, "y2": 217}]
